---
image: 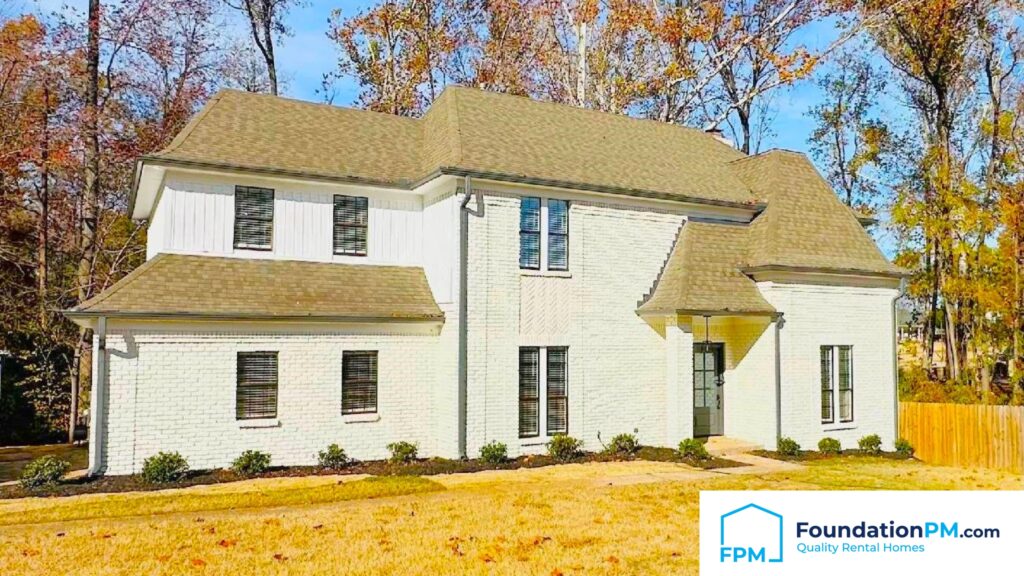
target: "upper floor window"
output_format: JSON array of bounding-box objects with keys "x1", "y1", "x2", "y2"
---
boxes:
[
  {"x1": 233, "y1": 186, "x2": 274, "y2": 250},
  {"x1": 820, "y1": 345, "x2": 853, "y2": 424},
  {"x1": 519, "y1": 197, "x2": 569, "y2": 271},
  {"x1": 334, "y1": 194, "x2": 369, "y2": 256}
]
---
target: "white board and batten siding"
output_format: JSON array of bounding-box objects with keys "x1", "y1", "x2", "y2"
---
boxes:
[{"x1": 146, "y1": 172, "x2": 460, "y2": 304}]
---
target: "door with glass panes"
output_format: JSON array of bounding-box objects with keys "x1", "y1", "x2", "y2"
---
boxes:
[{"x1": 693, "y1": 343, "x2": 725, "y2": 437}]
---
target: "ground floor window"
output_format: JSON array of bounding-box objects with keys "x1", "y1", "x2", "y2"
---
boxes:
[
  {"x1": 820, "y1": 345, "x2": 853, "y2": 424},
  {"x1": 236, "y1": 352, "x2": 278, "y2": 420},
  {"x1": 342, "y1": 351, "x2": 378, "y2": 414},
  {"x1": 519, "y1": 346, "x2": 568, "y2": 438}
]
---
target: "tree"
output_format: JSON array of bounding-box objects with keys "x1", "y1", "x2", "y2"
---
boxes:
[{"x1": 225, "y1": 0, "x2": 300, "y2": 95}]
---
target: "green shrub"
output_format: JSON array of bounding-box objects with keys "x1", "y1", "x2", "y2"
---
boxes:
[
  {"x1": 817, "y1": 437, "x2": 841, "y2": 455},
  {"x1": 231, "y1": 450, "x2": 272, "y2": 475},
  {"x1": 894, "y1": 437, "x2": 915, "y2": 457},
  {"x1": 19, "y1": 455, "x2": 71, "y2": 489},
  {"x1": 479, "y1": 441, "x2": 508, "y2": 464},
  {"x1": 317, "y1": 444, "x2": 349, "y2": 470},
  {"x1": 606, "y1": 433, "x2": 640, "y2": 456},
  {"x1": 777, "y1": 437, "x2": 801, "y2": 456},
  {"x1": 386, "y1": 441, "x2": 419, "y2": 464},
  {"x1": 547, "y1": 434, "x2": 583, "y2": 461},
  {"x1": 141, "y1": 451, "x2": 190, "y2": 483},
  {"x1": 858, "y1": 434, "x2": 883, "y2": 454},
  {"x1": 678, "y1": 438, "x2": 710, "y2": 460}
]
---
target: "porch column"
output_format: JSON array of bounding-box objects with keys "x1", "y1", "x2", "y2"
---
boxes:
[{"x1": 665, "y1": 315, "x2": 694, "y2": 446}]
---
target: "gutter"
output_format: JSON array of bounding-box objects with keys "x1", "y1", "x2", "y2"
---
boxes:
[
  {"x1": 458, "y1": 176, "x2": 484, "y2": 459},
  {"x1": 62, "y1": 311, "x2": 445, "y2": 324},
  {"x1": 89, "y1": 316, "x2": 107, "y2": 476}
]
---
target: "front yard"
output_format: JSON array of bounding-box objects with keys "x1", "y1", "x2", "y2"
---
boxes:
[{"x1": 1, "y1": 457, "x2": 1020, "y2": 575}]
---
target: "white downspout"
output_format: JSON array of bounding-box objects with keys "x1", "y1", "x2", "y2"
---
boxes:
[{"x1": 88, "y1": 316, "x2": 107, "y2": 476}]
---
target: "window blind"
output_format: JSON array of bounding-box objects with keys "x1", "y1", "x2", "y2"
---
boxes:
[
  {"x1": 519, "y1": 197, "x2": 541, "y2": 269},
  {"x1": 233, "y1": 186, "x2": 274, "y2": 249},
  {"x1": 820, "y1": 346, "x2": 834, "y2": 424},
  {"x1": 333, "y1": 195, "x2": 368, "y2": 256},
  {"x1": 236, "y1": 352, "x2": 278, "y2": 420},
  {"x1": 342, "y1": 351, "x2": 378, "y2": 414},
  {"x1": 546, "y1": 347, "x2": 568, "y2": 434},
  {"x1": 519, "y1": 347, "x2": 540, "y2": 437},
  {"x1": 548, "y1": 199, "x2": 569, "y2": 271}
]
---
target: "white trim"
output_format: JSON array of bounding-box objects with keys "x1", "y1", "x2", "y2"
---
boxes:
[
  {"x1": 342, "y1": 413, "x2": 381, "y2": 424},
  {"x1": 520, "y1": 269, "x2": 572, "y2": 279},
  {"x1": 238, "y1": 418, "x2": 280, "y2": 429}
]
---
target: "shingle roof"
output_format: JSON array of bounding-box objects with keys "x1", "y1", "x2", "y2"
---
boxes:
[
  {"x1": 67, "y1": 254, "x2": 444, "y2": 322},
  {"x1": 730, "y1": 150, "x2": 903, "y2": 277},
  {"x1": 638, "y1": 222, "x2": 777, "y2": 316},
  {"x1": 145, "y1": 87, "x2": 757, "y2": 207}
]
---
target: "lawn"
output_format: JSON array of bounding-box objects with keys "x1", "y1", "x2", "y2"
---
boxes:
[
  {"x1": 0, "y1": 444, "x2": 88, "y2": 483},
  {"x1": 0, "y1": 457, "x2": 1020, "y2": 575}
]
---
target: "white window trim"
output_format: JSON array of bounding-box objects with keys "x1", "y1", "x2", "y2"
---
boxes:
[
  {"x1": 520, "y1": 197, "x2": 569, "y2": 274},
  {"x1": 519, "y1": 346, "x2": 568, "y2": 445},
  {"x1": 821, "y1": 345, "x2": 855, "y2": 429},
  {"x1": 238, "y1": 418, "x2": 280, "y2": 429}
]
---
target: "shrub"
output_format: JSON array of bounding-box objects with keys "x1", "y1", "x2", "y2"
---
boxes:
[
  {"x1": 777, "y1": 437, "x2": 801, "y2": 456},
  {"x1": 678, "y1": 438, "x2": 710, "y2": 461},
  {"x1": 894, "y1": 437, "x2": 915, "y2": 457},
  {"x1": 232, "y1": 450, "x2": 272, "y2": 475},
  {"x1": 547, "y1": 434, "x2": 583, "y2": 461},
  {"x1": 606, "y1": 433, "x2": 640, "y2": 456},
  {"x1": 817, "y1": 437, "x2": 841, "y2": 455},
  {"x1": 387, "y1": 441, "x2": 419, "y2": 464},
  {"x1": 479, "y1": 441, "x2": 508, "y2": 465},
  {"x1": 858, "y1": 434, "x2": 883, "y2": 454},
  {"x1": 19, "y1": 456, "x2": 71, "y2": 489},
  {"x1": 317, "y1": 444, "x2": 349, "y2": 470},
  {"x1": 141, "y1": 451, "x2": 190, "y2": 483}
]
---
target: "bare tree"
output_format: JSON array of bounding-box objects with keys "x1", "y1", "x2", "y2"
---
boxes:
[{"x1": 225, "y1": 0, "x2": 299, "y2": 95}]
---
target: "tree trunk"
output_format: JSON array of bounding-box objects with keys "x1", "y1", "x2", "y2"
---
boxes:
[
  {"x1": 37, "y1": 84, "x2": 50, "y2": 330},
  {"x1": 575, "y1": 21, "x2": 587, "y2": 106},
  {"x1": 263, "y1": 13, "x2": 278, "y2": 95},
  {"x1": 73, "y1": 0, "x2": 101, "y2": 444}
]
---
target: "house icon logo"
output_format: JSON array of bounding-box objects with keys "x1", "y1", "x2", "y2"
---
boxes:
[{"x1": 719, "y1": 503, "x2": 784, "y2": 563}]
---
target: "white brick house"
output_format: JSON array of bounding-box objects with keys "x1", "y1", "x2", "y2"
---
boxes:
[{"x1": 66, "y1": 87, "x2": 904, "y2": 475}]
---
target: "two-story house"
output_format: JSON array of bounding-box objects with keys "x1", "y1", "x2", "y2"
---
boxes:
[{"x1": 66, "y1": 87, "x2": 904, "y2": 476}]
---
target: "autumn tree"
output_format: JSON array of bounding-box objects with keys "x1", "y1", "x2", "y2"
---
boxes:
[{"x1": 225, "y1": 0, "x2": 300, "y2": 95}]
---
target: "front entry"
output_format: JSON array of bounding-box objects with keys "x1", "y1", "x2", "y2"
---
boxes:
[{"x1": 693, "y1": 342, "x2": 725, "y2": 437}]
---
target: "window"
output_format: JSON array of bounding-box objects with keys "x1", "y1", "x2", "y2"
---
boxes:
[
  {"x1": 519, "y1": 346, "x2": 569, "y2": 438},
  {"x1": 519, "y1": 197, "x2": 541, "y2": 269},
  {"x1": 233, "y1": 186, "x2": 274, "y2": 250},
  {"x1": 820, "y1": 345, "x2": 853, "y2": 424},
  {"x1": 342, "y1": 351, "x2": 377, "y2": 414},
  {"x1": 334, "y1": 194, "x2": 368, "y2": 256},
  {"x1": 519, "y1": 197, "x2": 569, "y2": 271},
  {"x1": 236, "y1": 352, "x2": 278, "y2": 420}
]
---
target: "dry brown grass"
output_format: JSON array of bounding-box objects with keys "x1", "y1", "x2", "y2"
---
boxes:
[
  {"x1": 0, "y1": 444, "x2": 88, "y2": 483},
  {"x1": 0, "y1": 457, "x2": 1019, "y2": 575}
]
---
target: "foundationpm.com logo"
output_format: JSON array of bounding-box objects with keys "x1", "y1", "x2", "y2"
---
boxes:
[
  {"x1": 700, "y1": 491, "x2": 1022, "y2": 576},
  {"x1": 719, "y1": 503, "x2": 783, "y2": 564}
]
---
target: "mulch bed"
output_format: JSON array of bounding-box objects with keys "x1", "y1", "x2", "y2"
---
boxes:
[
  {"x1": 0, "y1": 448, "x2": 747, "y2": 500},
  {"x1": 751, "y1": 449, "x2": 914, "y2": 462}
]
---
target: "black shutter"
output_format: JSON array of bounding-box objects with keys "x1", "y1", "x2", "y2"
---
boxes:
[
  {"x1": 548, "y1": 199, "x2": 569, "y2": 271},
  {"x1": 546, "y1": 347, "x2": 568, "y2": 435},
  {"x1": 236, "y1": 352, "x2": 278, "y2": 419},
  {"x1": 342, "y1": 351, "x2": 378, "y2": 414},
  {"x1": 519, "y1": 347, "x2": 540, "y2": 437},
  {"x1": 519, "y1": 197, "x2": 540, "y2": 269},
  {"x1": 233, "y1": 186, "x2": 274, "y2": 249},
  {"x1": 334, "y1": 195, "x2": 368, "y2": 256}
]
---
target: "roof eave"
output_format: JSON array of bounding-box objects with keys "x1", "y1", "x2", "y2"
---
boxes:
[
  {"x1": 742, "y1": 264, "x2": 909, "y2": 279},
  {"x1": 62, "y1": 310, "x2": 445, "y2": 324}
]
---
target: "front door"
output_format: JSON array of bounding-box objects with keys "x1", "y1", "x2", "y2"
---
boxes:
[{"x1": 693, "y1": 343, "x2": 725, "y2": 437}]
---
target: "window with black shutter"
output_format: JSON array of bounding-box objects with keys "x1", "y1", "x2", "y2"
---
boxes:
[
  {"x1": 236, "y1": 352, "x2": 278, "y2": 420},
  {"x1": 342, "y1": 351, "x2": 377, "y2": 414},
  {"x1": 334, "y1": 195, "x2": 368, "y2": 256},
  {"x1": 233, "y1": 186, "x2": 274, "y2": 250},
  {"x1": 519, "y1": 347, "x2": 540, "y2": 437},
  {"x1": 548, "y1": 200, "x2": 569, "y2": 271},
  {"x1": 519, "y1": 197, "x2": 541, "y2": 269},
  {"x1": 546, "y1": 347, "x2": 568, "y2": 434}
]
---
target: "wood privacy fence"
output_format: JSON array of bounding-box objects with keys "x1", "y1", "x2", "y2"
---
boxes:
[{"x1": 899, "y1": 402, "x2": 1024, "y2": 473}]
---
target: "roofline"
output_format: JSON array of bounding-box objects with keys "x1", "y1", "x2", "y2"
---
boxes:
[
  {"x1": 62, "y1": 310, "x2": 445, "y2": 323},
  {"x1": 130, "y1": 157, "x2": 768, "y2": 219},
  {"x1": 742, "y1": 264, "x2": 909, "y2": 279},
  {"x1": 637, "y1": 308, "x2": 780, "y2": 318}
]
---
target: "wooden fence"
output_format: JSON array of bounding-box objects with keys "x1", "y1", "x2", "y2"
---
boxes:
[{"x1": 899, "y1": 402, "x2": 1024, "y2": 473}]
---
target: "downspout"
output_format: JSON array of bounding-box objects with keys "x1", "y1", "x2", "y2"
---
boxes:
[
  {"x1": 458, "y1": 176, "x2": 483, "y2": 459},
  {"x1": 89, "y1": 316, "x2": 107, "y2": 476},
  {"x1": 892, "y1": 297, "x2": 900, "y2": 444},
  {"x1": 774, "y1": 313, "x2": 785, "y2": 447}
]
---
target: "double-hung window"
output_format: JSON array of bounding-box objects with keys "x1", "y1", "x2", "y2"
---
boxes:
[
  {"x1": 342, "y1": 351, "x2": 378, "y2": 414},
  {"x1": 820, "y1": 345, "x2": 853, "y2": 424},
  {"x1": 236, "y1": 352, "x2": 278, "y2": 420},
  {"x1": 334, "y1": 194, "x2": 368, "y2": 256},
  {"x1": 519, "y1": 346, "x2": 569, "y2": 438},
  {"x1": 233, "y1": 186, "x2": 274, "y2": 250},
  {"x1": 519, "y1": 197, "x2": 569, "y2": 271}
]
